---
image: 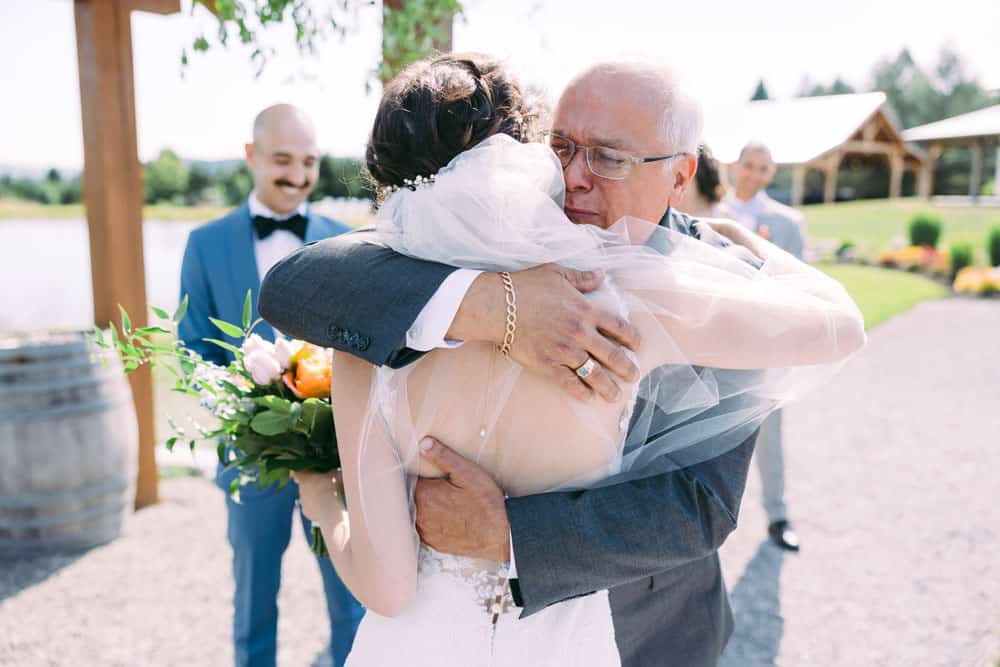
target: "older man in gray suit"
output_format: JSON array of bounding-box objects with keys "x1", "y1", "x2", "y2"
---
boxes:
[
  {"x1": 723, "y1": 141, "x2": 807, "y2": 552},
  {"x1": 261, "y1": 63, "x2": 760, "y2": 666}
]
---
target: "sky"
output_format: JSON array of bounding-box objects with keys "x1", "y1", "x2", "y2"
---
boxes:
[{"x1": 2, "y1": 0, "x2": 998, "y2": 171}]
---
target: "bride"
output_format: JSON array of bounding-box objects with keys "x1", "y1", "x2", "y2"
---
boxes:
[{"x1": 292, "y1": 53, "x2": 865, "y2": 666}]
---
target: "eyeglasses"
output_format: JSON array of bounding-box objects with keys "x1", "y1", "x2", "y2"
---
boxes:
[{"x1": 546, "y1": 132, "x2": 691, "y2": 180}]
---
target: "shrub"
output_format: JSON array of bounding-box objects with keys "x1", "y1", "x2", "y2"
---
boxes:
[
  {"x1": 908, "y1": 213, "x2": 942, "y2": 248},
  {"x1": 949, "y1": 243, "x2": 974, "y2": 280},
  {"x1": 988, "y1": 227, "x2": 1000, "y2": 268}
]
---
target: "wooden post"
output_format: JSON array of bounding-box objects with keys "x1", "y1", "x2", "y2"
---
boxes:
[
  {"x1": 381, "y1": 0, "x2": 454, "y2": 83},
  {"x1": 889, "y1": 150, "x2": 905, "y2": 199},
  {"x1": 919, "y1": 142, "x2": 943, "y2": 198},
  {"x1": 790, "y1": 164, "x2": 806, "y2": 207},
  {"x1": 74, "y1": 0, "x2": 180, "y2": 509},
  {"x1": 969, "y1": 140, "x2": 984, "y2": 200},
  {"x1": 823, "y1": 153, "x2": 841, "y2": 204},
  {"x1": 995, "y1": 143, "x2": 1000, "y2": 197}
]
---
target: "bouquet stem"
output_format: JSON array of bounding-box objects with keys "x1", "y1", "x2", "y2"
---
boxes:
[{"x1": 310, "y1": 525, "x2": 330, "y2": 558}]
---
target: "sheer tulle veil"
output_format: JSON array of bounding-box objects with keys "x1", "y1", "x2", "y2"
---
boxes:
[{"x1": 350, "y1": 133, "x2": 862, "y2": 568}]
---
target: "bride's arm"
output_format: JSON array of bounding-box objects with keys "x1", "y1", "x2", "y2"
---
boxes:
[
  {"x1": 297, "y1": 352, "x2": 419, "y2": 617},
  {"x1": 617, "y1": 222, "x2": 865, "y2": 371}
]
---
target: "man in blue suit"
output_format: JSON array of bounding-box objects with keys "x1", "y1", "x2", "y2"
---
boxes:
[{"x1": 178, "y1": 104, "x2": 363, "y2": 667}]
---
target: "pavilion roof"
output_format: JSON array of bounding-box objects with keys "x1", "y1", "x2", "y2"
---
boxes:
[
  {"x1": 704, "y1": 92, "x2": 906, "y2": 165},
  {"x1": 901, "y1": 104, "x2": 1000, "y2": 143}
]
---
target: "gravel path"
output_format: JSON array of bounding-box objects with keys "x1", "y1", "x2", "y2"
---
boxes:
[
  {"x1": 2, "y1": 299, "x2": 998, "y2": 666},
  {"x1": 719, "y1": 299, "x2": 1000, "y2": 667}
]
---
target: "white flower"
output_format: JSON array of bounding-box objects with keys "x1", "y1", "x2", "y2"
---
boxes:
[
  {"x1": 273, "y1": 338, "x2": 302, "y2": 370},
  {"x1": 245, "y1": 350, "x2": 283, "y2": 386},
  {"x1": 241, "y1": 333, "x2": 274, "y2": 358}
]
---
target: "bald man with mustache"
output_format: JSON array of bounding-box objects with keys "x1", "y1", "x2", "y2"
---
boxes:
[{"x1": 178, "y1": 104, "x2": 364, "y2": 667}]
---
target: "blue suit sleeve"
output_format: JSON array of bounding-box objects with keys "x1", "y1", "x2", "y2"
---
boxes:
[{"x1": 177, "y1": 232, "x2": 227, "y2": 366}]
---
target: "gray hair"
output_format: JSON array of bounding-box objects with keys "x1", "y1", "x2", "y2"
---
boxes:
[{"x1": 570, "y1": 62, "x2": 703, "y2": 156}]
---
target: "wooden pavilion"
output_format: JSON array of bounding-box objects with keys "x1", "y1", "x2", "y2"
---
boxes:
[
  {"x1": 902, "y1": 104, "x2": 1000, "y2": 200},
  {"x1": 706, "y1": 92, "x2": 927, "y2": 206}
]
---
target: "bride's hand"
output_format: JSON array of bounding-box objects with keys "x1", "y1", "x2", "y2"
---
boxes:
[{"x1": 291, "y1": 470, "x2": 345, "y2": 524}]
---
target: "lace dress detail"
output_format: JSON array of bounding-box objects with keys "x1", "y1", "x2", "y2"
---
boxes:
[{"x1": 345, "y1": 546, "x2": 621, "y2": 666}]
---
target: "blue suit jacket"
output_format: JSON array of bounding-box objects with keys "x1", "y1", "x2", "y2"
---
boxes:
[{"x1": 178, "y1": 202, "x2": 351, "y2": 365}]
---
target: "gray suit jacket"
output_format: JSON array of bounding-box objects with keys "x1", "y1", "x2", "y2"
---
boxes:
[
  {"x1": 258, "y1": 209, "x2": 757, "y2": 667},
  {"x1": 753, "y1": 192, "x2": 806, "y2": 260}
]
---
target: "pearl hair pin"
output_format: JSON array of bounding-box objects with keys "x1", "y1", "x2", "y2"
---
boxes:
[{"x1": 385, "y1": 173, "x2": 437, "y2": 194}]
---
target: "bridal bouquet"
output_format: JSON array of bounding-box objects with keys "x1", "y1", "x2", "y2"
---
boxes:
[{"x1": 90, "y1": 291, "x2": 338, "y2": 555}]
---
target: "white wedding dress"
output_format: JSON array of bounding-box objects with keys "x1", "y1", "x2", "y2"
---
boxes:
[
  {"x1": 335, "y1": 134, "x2": 862, "y2": 667},
  {"x1": 346, "y1": 546, "x2": 620, "y2": 666}
]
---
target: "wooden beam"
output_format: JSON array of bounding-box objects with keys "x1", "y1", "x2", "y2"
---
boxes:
[
  {"x1": 790, "y1": 164, "x2": 806, "y2": 207},
  {"x1": 125, "y1": 0, "x2": 180, "y2": 14},
  {"x1": 969, "y1": 141, "x2": 984, "y2": 200},
  {"x1": 839, "y1": 140, "x2": 896, "y2": 155},
  {"x1": 995, "y1": 145, "x2": 1000, "y2": 197},
  {"x1": 918, "y1": 142, "x2": 944, "y2": 198},
  {"x1": 889, "y1": 150, "x2": 904, "y2": 199},
  {"x1": 823, "y1": 152, "x2": 841, "y2": 204},
  {"x1": 74, "y1": 0, "x2": 158, "y2": 509}
]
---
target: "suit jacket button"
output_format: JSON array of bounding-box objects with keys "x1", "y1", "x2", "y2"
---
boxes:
[
  {"x1": 358, "y1": 336, "x2": 370, "y2": 351},
  {"x1": 327, "y1": 324, "x2": 341, "y2": 340}
]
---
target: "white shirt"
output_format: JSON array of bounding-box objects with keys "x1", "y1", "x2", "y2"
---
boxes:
[
  {"x1": 248, "y1": 190, "x2": 310, "y2": 282},
  {"x1": 722, "y1": 190, "x2": 765, "y2": 231}
]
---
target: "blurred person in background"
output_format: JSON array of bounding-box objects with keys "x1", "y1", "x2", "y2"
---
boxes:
[
  {"x1": 723, "y1": 141, "x2": 806, "y2": 552},
  {"x1": 178, "y1": 103, "x2": 364, "y2": 667}
]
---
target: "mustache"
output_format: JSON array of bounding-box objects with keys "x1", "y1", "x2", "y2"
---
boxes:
[{"x1": 274, "y1": 179, "x2": 310, "y2": 189}]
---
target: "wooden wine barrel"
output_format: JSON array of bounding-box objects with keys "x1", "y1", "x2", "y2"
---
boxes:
[{"x1": 0, "y1": 332, "x2": 137, "y2": 556}]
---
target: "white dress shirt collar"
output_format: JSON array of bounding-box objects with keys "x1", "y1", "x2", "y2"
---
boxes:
[{"x1": 248, "y1": 190, "x2": 310, "y2": 221}]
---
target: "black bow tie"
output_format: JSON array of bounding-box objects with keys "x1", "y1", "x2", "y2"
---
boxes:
[{"x1": 253, "y1": 213, "x2": 308, "y2": 241}]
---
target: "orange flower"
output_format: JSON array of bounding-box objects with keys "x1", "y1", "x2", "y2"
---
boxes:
[{"x1": 282, "y1": 343, "x2": 332, "y2": 399}]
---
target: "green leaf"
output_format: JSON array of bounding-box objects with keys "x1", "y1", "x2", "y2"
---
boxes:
[
  {"x1": 250, "y1": 410, "x2": 292, "y2": 436},
  {"x1": 252, "y1": 395, "x2": 293, "y2": 414},
  {"x1": 166, "y1": 436, "x2": 178, "y2": 451},
  {"x1": 151, "y1": 306, "x2": 171, "y2": 320},
  {"x1": 136, "y1": 326, "x2": 171, "y2": 336},
  {"x1": 205, "y1": 338, "x2": 243, "y2": 356},
  {"x1": 242, "y1": 290, "x2": 253, "y2": 330},
  {"x1": 210, "y1": 318, "x2": 245, "y2": 339},
  {"x1": 173, "y1": 295, "x2": 189, "y2": 323},
  {"x1": 119, "y1": 305, "x2": 132, "y2": 334}
]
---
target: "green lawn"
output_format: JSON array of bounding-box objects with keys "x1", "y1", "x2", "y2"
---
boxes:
[
  {"x1": 818, "y1": 262, "x2": 949, "y2": 329},
  {"x1": 0, "y1": 197, "x2": 232, "y2": 222},
  {"x1": 803, "y1": 198, "x2": 1000, "y2": 262}
]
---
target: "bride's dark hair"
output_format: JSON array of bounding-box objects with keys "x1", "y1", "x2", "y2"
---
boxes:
[{"x1": 365, "y1": 53, "x2": 547, "y2": 192}]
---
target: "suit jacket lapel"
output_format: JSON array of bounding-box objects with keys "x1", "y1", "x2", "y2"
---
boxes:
[
  {"x1": 304, "y1": 210, "x2": 327, "y2": 243},
  {"x1": 226, "y1": 202, "x2": 275, "y2": 341}
]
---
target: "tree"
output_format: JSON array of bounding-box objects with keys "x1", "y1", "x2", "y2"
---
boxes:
[
  {"x1": 750, "y1": 79, "x2": 769, "y2": 101},
  {"x1": 871, "y1": 47, "x2": 998, "y2": 128},
  {"x1": 799, "y1": 76, "x2": 856, "y2": 97},
  {"x1": 46, "y1": 168, "x2": 62, "y2": 183},
  {"x1": 219, "y1": 164, "x2": 254, "y2": 206},
  {"x1": 312, "y1": 155, "x2": 374, "y2": 201},
  {"x1": 185, "y1": 165, "x2": 214, "y2": 204},
  {"x1": 143, "y1": 149, "x2": 191, "y2": 204},
  {"x1": 186, "y1": 0, "x2": 462, "y2": 82}
]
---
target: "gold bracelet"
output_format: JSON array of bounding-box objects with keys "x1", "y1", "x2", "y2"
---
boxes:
[{"x1": 498, "y1": 271, "x2": 517, "y2": 357}]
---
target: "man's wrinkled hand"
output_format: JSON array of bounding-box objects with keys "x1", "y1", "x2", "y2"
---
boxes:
[
  {"x1": 452, "y1": 264, "x2": 641, "y2": 402},
  {"x1": 414, "y1": 438, "x2": 510, "y2": 562}
]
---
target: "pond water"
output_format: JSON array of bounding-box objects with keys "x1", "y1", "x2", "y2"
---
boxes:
[{"x1": 0, "y1": 219, "x2": 200, "y2": 332}]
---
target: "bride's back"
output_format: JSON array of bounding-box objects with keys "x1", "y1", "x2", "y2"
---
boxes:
[{"x1": 397, "y1": 341, "x2": 633, "y2": 497}]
